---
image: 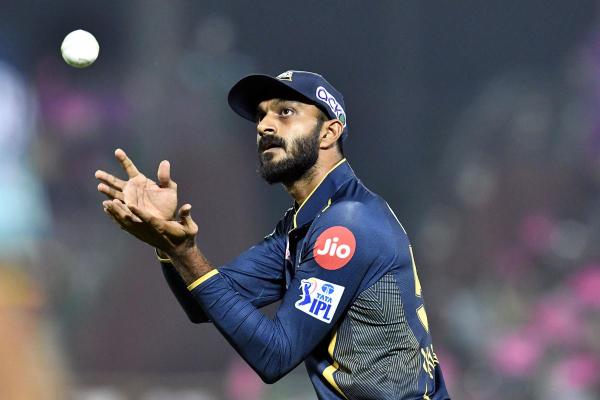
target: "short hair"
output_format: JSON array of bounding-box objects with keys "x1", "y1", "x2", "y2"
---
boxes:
[{"x1": 316, "y1": 108, "x2": 344, "y2": 156}]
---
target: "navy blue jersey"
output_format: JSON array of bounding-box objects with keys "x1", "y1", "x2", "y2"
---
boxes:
[{"x1": 162, "y1": 159, "x2": 450, "y2": 399}]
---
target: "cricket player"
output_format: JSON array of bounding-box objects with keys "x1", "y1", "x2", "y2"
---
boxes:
[{"x1": 96, "y1": 70, "x2": 450, "y2": 399}]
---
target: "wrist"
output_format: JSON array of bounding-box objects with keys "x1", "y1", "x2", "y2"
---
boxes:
[
  {"x1": 156, "y1": 248, "x2": 171, "y2": 263},
  {"x1": 168, "y1": 245, "x2": 214, "y2": 285},
  {"x1": 169, "y1": 243, "x2": 199, "y2": 264}
]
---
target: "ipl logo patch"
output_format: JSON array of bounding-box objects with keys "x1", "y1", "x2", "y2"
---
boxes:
[{"x1": 295, "y1": 277, "x2": 345, "y2": 323}]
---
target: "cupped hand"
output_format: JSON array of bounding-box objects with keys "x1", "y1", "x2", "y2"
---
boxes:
[
  {"x1": 95, "y1": 148, "x2": 177, "y2": 221},
  {"x1": 103, "y1": 199, "x2": 198, "y2": 254}
]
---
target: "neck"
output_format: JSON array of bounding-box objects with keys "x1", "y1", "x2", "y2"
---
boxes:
[{"x1": 284, "y1": 155, "x2": 344, "y2": 205}]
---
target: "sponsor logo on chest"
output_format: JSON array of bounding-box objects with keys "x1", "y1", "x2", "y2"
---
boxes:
[{"x1": 313, "y1": 226, "x2": 356, "y2": 270}]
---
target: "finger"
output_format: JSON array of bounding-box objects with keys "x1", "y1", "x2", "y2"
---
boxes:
[
  {"x1": 95, "y1": 170, "x2": 125, "y2": 190},
  {"x1": 115, "y1": 148, "x2": 140, "y2": 178},
  {"x1": 105, "y1": 199, "x2": 134, "y2": 226},
  {"x1": 129, "y1": 203, "x2": 162, "y2": 228},
  {"x1": 103, "y1": 204, "x2": 113, "y2": 219},
  {"x1": 130, "y1": 204, "x2": 182, "y2": 236},
  {"x1": 104, "y1": 206, "x2": 120, "y2": 224},
  {"x1": 104, "y1": 206, "x2": 124, "y2": 227},
  {"x1": 112, "y1": 199, "x2": 142, "y2": 223},
  {"x1": 157, "y1": 160, "x2": 176, "y2": 188},
  {"x1": 103, "y1": 201, "x2": 130, "y2": 229},
  {"x1": 178, "y1": 203, "x2": 192, "y2": 224},
  {"x1": 97, "y1": 183, "x2": 125, "y2": 201},
  {"x1": 178, "y1": 203, "x2": 198, "y2": 234},
  {"x1": 105, "y1": 199, "x2": 130, "y2": 223},
  {"x1": 112, "y1": 199, "x2": 143, "y2": 223}
]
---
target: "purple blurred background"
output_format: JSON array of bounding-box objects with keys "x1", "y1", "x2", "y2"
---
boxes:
[{"x1": 1, "y1": 1, "x2": 599, "y2": 399}]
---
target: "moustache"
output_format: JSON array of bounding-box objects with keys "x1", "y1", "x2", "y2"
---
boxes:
[{"x1": 258, "y1": 135, "x2": 286, "y2": 153}]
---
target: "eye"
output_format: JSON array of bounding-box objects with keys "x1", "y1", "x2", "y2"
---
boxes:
[{"x1": 280, "y1": 107, "x2": 294, "y2": 117}]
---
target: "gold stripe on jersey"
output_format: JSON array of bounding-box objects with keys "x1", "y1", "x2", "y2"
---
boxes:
[
  {"x1": 417, "y1": 304, "x2": 430, "y2": 333},
  {"x1": 321, "y1": 198, "x2": 333, "y2": 213},
  {"x1": 323, "y1": 330, "x2": 348, "y2": 399},
  {"x1": 409, "y1": 245, "x2": 422, "y2": 297},
  {"x1": 423, "y1": 383, "x2": 431, "y2": 399}
]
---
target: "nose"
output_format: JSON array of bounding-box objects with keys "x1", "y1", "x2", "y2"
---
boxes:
[{"x1": 257, "y1": 112, "x2": 277, "y2": 137}]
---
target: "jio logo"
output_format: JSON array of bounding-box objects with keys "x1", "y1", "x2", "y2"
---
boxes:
[{"x1": 313, "y1": 226, "x2": 356, "y2": 270}]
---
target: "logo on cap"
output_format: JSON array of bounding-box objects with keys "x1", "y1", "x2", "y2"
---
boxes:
[
  {"x1": 276, "y1": 71, "x2": 294, "y2": 81},
  {"x1": 316, "y1": 86, "x2": 346, "y2": 127}
]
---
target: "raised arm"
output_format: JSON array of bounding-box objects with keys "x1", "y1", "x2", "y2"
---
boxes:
[
  {"x1": 96, "y1": 149, "x2": 287, "y2": 323},
  {"x1": 96, "y1": 149, "x2": 207, "y2": 320},
  {"x1": 103, "y1": 196, "x2": 381, "y2": 383}
]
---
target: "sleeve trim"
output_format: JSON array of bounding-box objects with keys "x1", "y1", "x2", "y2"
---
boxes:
[{"x1": 187, "y1": 269, "x2": 219, "y2": 291}]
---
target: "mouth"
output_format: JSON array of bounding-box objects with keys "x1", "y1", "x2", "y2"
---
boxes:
[
  {"x1": 262, "y1": 146, "x2": 283, "y2": 152},
  {"x1": 259, "y1": 142, "x2": 285, "y2": 153},
  {"x1": 258, "y1": 133, "x2": 286, "y2": 152}
]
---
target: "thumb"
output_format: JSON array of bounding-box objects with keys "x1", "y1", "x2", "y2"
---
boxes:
[{"x1": 157, "y1": 160, "x2": 176, "y2": 189}]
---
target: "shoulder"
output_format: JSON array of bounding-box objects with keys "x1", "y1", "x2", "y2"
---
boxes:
[
  {"x1": 316, "y1": 194, "x2": 411, "y2": 249},
  {"x1": 323, "y1": 191, "x2": 395, "y2": 227},
  {"x1": 310, "y1": 198, "x2": 390, "y2": 245},
  {"x1": 320, "y1": 199, "x2": 370, "y2": 225}
]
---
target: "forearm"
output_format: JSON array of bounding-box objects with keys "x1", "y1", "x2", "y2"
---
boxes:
[
  {"x1": 189, "y1": 273, "x2": 299, "y2": 383},
  {"x1": 157, "y1": 232, "x2": 286, "y2": 323},
  {"x1": 157, "y1": 246, "x2": 214, "y2": 323},
  {"x1": 160, "y1": 262, "x2": 209, "y2": 323}
]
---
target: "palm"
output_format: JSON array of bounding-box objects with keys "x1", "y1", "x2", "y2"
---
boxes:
[
  {"x1": 97, "y1": 148, "x2": 200, "y2": 264},
  {"x1": 123, "y1": 175, "x2": 177, "y2": 220},
  {"x1": 96, "y1": 149, "x2": 179, "y2": 221}
]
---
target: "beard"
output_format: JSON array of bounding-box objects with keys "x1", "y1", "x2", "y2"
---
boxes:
[{"x1": 257, "y1": 120, "x2": 322, "y2": 185}]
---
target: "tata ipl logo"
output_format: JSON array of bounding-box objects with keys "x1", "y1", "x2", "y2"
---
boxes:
[
  {"x1": 315, "y1": 86, "x2": 347, "y2": 127},
  {"x1": 295, "y1": 278, "x2": 345, "y2": 323}
]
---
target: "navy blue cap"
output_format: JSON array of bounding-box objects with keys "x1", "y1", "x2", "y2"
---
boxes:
[{"x1": 228, "y1": 70, "x2": 348, "y2": 140}]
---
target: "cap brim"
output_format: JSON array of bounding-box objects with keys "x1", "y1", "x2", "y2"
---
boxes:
[{"x1": 228, "y1": 74, "x2": 313, "y2": 122}]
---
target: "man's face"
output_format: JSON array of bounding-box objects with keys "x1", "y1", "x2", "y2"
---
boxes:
[{"x1": 256, "y1": 99, "x2": 324, "y2": 185}]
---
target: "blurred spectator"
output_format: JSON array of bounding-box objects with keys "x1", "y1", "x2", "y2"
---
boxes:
[
  {"x1": 417, "y1": 33, "x2": 600, "y2": 399},
  {"x1": 0, "y1": 61, "x2": 67, "y2": 399}
]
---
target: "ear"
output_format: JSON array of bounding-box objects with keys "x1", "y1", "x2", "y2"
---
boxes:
[{"x1": 320, "y1": 119, "x2": 344, "y2": 150}]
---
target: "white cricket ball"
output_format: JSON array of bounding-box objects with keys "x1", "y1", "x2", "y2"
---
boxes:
[{"x1": 61, "y1": 29, "x2": 99, "y2": 68}]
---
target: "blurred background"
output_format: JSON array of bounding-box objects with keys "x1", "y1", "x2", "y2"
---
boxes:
[{"x1": 1, "y1": 0, "x2": 599, "y2": 399}]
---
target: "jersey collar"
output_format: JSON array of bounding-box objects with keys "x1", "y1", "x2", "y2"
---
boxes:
[{"x1": 292, "y1": 158, "x2": 355, "y2": 229}]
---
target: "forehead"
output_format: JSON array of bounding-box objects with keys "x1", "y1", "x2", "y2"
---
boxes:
[{"x1": 256, "y1": 98, "x2": 317, "y2": 113}]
